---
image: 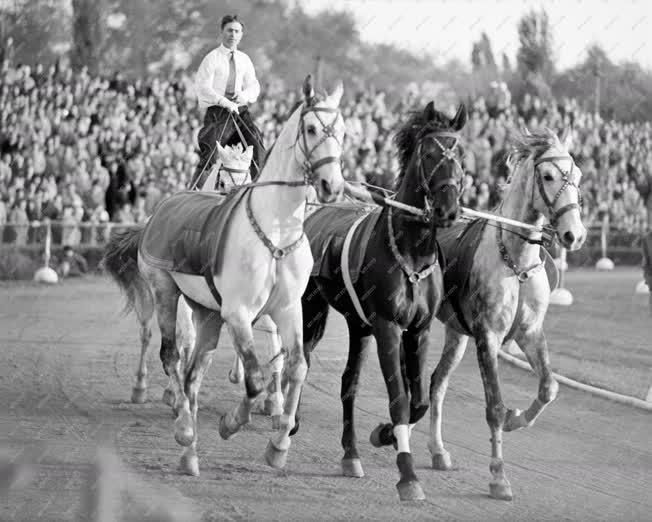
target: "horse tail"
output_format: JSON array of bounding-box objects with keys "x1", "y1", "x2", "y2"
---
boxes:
[{"x1": 101, "y1": 223, "x2": 149, "y2": 315}]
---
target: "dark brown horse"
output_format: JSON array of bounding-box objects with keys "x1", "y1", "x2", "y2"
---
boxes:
[{"x1": 298, "y1": 102, "x2": 467, "y2": 501}]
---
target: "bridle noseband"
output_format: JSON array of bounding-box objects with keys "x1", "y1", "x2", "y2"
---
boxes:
[{"x1": 533, "y1": 155, "x2": 583, "y2": 227}]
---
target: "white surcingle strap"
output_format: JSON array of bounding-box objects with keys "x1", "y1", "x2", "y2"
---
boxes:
[{"x1": 341, "y1": 214, "x2": 372, "y2": 326}]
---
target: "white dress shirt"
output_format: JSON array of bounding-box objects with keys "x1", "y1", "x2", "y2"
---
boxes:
[{"x1": 195, "y1": 44, "x2": 261, "y2": 112}]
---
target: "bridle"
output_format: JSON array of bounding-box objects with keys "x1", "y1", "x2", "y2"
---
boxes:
[
  {"x1": 294, "y1": 103, "x2": 344, "y2": 186},
  {"x1": 401, "y1": 130, "x2": 464, "y2": 223},
  {"x1": 533, "y1": 154, "x2": 583, "y2": 227}
]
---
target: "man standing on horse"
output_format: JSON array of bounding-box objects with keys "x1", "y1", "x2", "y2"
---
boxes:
[{"x1": 189, "y1": 14, "x2": 265, "y2": 189}]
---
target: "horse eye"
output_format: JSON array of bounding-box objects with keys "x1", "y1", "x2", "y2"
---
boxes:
[
  {"x1": 543, "y1": 173, "x2": 554, "y2": 182},
  {"x1": 307, "y1": 125, "x2": 317, "y2": 136}
]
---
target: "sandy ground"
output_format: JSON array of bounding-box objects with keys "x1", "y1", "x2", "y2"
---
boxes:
[{"x1": 1, "y1": 275, "x2": 651, "y2": 521}]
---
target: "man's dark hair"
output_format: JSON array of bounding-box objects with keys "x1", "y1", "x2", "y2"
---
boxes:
[{"x1": 221, "y1": 15, "x2": 244, "y2": 31}]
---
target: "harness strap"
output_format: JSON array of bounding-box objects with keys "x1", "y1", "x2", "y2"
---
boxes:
[{"x1": 341, "y1": 213, "x2": 372, "y2": 326}]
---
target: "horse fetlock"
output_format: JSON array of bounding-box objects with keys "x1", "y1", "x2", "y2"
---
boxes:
[
  {"x1": 485, "y1": 403, "x2": 507, "y2": 427},
  {"x1": 489, "y1": 458, "x2": 505, "y2": 479},
  {"x1": 174, "y1": 411, "x2": 195, "y2": 447},
  {"x1": 504, "y1": 408, "x2": 529, "y2": 431},
  {"x1": 539, "y1": 378, "x2": 559, "y2": 404}
]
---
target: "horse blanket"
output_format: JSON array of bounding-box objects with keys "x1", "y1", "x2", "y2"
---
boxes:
[
  {"x1": 139, "y1": 188, "x2": 249, "y2": 280},
  {"x1": 438, "y1": 218, "x2": 558, "y2": 337},
  {"x1": 304, "y1": 205, "x2": 382, "y2": 283}
]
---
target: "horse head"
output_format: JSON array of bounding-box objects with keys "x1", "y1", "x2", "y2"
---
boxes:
[
  {"x1": 510, "y1": 127, "x2": 586, "y2": 251},
  {"x1": 294, "y1": 75, "x2": 346, "y2": 203},
  {"x1": 394, "y1": 101, "x2": 467, "y2": 228}
]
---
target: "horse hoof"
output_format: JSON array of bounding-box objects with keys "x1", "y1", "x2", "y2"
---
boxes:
[
  {"x1": 341, "y1": 458, "x2": 364, "y2": 478},
  {"x1": 396, "y1": 479, "x2": 426, "y2": 501},
  {"x1": 179, "y1": 453, "x2": 200, "y2": 477},
  {"x1": 264, "y1": 440, "x2": 288, "y2": 469},
  {"x1": 218, "y1": 415, "x2": 237, "y2": 441},
  {"x1": 162, "y1": 388, "x2": 175, "y2": 408},
  {"x1": 431, "y1": 452, "x2": 453, "y2": 471},
  {"x1": 271, "y1": 415, "x2": 281, "y2": 430},
  {"x1": 489, "y1": 481, "x2": 513, "y2": 501},
  {"x1": 131, "y1": 387, "x2": 147, "y2": 404},
  {"x1": 369, "y1": 423, "x2": 395, "y2": 448},
  {"x1": 174, "y1": 418, "x2": 194, "y2": 447},
  {"x1": 228, "y1": 369, "x2": 242, "y2": 384},
  {"x1": 504, "y1": 408, "x2": 526, "y2": 432}
]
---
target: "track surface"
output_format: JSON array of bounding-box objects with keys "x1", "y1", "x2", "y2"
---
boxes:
[{"x1": 1, "y1": 276, "x2": 651, "y2": 521}]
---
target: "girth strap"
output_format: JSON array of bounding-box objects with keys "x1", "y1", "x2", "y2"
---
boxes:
[{"x1": 341, "y1": 213, "x2": 372, "y2": 326}]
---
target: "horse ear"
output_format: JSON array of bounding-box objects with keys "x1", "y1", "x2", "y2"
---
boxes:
[
  {"x1": 559, "y1": 125, "x2": 573, "y2": 150},
  {"x1": 328, "y1": 80, "x2": 344, "y2": 106},
  {"x1": 303, "y1": 75, "x2": 315, "y2": 104},
  {"x1": 424, "y1": 101, "x2": 436, "y2": 121},
  {"x1": 450, "y1": 103, "x2": 467, "y2": 131}
]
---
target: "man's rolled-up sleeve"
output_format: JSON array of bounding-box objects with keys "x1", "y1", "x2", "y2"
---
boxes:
[
  {"x1": 240, "y1": 56, "x2": 260, "y2": 104},
  {"x1": 196, "y1": 53, "x2": 227, "y2": 109}
]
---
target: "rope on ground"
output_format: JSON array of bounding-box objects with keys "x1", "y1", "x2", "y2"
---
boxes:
[{"x1": 498, "y1": 348, "x2": 652, "y2": 411}]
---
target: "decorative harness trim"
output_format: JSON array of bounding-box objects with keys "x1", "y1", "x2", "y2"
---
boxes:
[
  {"x1": 387, "y1": 207, "x2": 438, "y2": 284},
  {"x1": 496, "y1": 224, "x2": 544, "y2": 283},
  {"x1": 245, "y1": 189, "x2": 305, "y2": 260},
  {"x1": 341, "y1": 213, "x2": 372, "y2": 326}
]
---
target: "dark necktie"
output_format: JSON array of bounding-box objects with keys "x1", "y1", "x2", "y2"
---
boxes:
[{"x1": 226, "y1": 51, "x2": 236, "y2": 98}]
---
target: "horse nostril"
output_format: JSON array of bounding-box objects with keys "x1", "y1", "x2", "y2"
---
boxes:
[
  {"x1": 563, "y1": 231, "x2": 575, "y2": 245},
  {"x1": 320, "y1": 179, "x2": 333, "y2": 196},
  {"x1": 434, "y1": 207, "x2": 445, "y2": 218},
  {"x1": 447, "y1": 209, "x2": 458, "y2": 222}
]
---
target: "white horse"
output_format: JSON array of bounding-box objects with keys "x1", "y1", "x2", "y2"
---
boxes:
[
  {"x1": 103, "y1": 76, "x2": 346, "y2": 476},
  {"x1": 178, "y1": 142, "x2": 286, "y2": 422}
]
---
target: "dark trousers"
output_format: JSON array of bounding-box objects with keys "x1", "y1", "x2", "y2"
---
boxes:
[{"x1": 190, "y1": 105, "x2": 265, "y2": 190}]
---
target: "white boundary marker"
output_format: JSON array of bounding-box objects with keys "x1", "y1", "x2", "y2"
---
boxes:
[
  {"x1": 498, "y1": 349, "x2": 652, "y2": 411},
  {"x1": 635, "y1": 279, "x2": 649, "y2": 295},
  {"x1": 595, "y1": 214, "x2": 614, "y2": 271},
  {"x1": 550, "y1": 247, "x2": 573, "y2": 306},
  {"x1": 33, "y1": 219, "x2": 59, "y2": 284}
]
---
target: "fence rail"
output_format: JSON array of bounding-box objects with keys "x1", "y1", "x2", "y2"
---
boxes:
[{"x1": 0, "y1": 220, "x2": 134, "y2": 248}]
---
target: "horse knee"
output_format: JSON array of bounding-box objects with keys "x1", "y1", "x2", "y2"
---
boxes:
[
  {"x1": 539, "y1": 377, "x2": 559, "y2": 404},
  {"x1": 159, "y1": 337, "x2": 179, "y2": 375},
  {"x1": 409, "y1": 401, "x2": 429, "y2": 424},
  {"x1": 485, "y1": 402, "x2": 507, "y2": 428}
]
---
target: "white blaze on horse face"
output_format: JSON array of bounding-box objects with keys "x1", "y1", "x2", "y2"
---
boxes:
[{"x1": 537, "y1": 145, "x2": 586, "y2": 251}]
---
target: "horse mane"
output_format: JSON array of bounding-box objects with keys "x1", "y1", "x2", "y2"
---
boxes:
[
  {"x1": 393, "y1": 107, "x2": 458, "y2": 190},
  {"x1": 508, "y1": 127, "x2": 563, "y2": 167}
]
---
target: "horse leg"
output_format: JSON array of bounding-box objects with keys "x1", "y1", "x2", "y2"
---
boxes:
[
  {"x1": 141, "y1": 267, "x2": 189, "y2": 447},
  {"x1": 503, "y1": 329, "x2": 558, "y2": 432},
  {"x1": 218, "y1": 312, "x2": 263, "y2": 440},
  {"x1": 340, "y1": 322, "x2": 373, "y2": 478},
  {"x1": 130, "y1": 281, "x2": 155, "y2": 404},
  {"x1": 179, "y1": 306, "x2": 223, "y2": 477},
  {"x1": 264, "y1": 303, "x2": 308, "y2": 469},
  {"x1": 373, "y1": 318, "x2": 425, "y2": 501},
  {"x1": 428, "y1": 327, "x2": 469, "y2": 470},
  {"x1": 254, "y1": 315, "x2": 284, "y2": 426},
  {"x1": 228, "y1": 352, "x2": 244, "y2": 384},
  {"x1": 476, "y1": 331, "x2": 513, "y2": 501},
  {"x1": 290, "y1": 277, "x2": 330, "y2": 437},
  {"x1": 163, "y1": 295, "x2": 196, "y2": 410}
]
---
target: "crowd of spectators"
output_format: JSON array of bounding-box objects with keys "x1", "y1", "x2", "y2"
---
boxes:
[{"x1": 1, "y1": 59, "x2": 651, "y2": 248}]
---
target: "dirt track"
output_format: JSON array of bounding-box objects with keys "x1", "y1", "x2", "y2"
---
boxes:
[{"x1": 1, "y1": 277, "x2": 651, "y2": 521}]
